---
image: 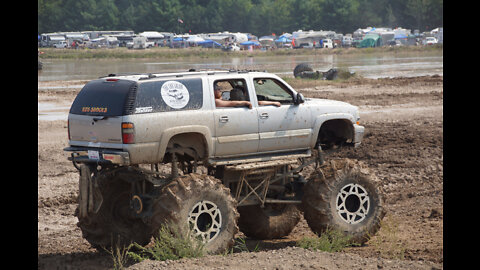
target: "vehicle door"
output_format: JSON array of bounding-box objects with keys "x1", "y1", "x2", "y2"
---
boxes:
[
  {"x1": 210, "y1": 78, "x2": 259, "y2": 157},
  {"x1": 252, "y1": 78, "x2": 312, "y2": 152}
]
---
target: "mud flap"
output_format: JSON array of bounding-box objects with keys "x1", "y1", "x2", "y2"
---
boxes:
[{"x1": 78, "y1": 164, "x2": 103, "y2": 218}]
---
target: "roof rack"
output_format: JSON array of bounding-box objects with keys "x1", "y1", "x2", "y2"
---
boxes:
[
  {"x1": 100, "y1": 69, "x2": 268, "y2": 81},
  {"x1": 99, "y1": 72, "x2": 148, "y2": 78}
]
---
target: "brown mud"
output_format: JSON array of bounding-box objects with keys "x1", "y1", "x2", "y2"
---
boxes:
[{"x1": 38, "y1": 75, "x2": 443, "y2": 269}]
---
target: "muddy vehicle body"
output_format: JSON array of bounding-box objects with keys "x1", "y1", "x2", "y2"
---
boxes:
[{"x1": 64, "y1": 69, "x2": 385, "y2": 253}]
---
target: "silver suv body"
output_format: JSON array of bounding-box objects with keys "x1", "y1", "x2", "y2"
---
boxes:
[{"x1": 65, "y1": 70, "x2": 364, "y2": 166}]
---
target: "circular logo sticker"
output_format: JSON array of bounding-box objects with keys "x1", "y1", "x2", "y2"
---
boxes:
[{"x1": 161, "y1": 81, "x2": 190, "y2": 109}]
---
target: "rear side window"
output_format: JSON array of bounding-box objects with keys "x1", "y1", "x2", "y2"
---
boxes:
[
  {"x1": 69, "y1": 79, "x2": 137, "y2": 116},
  {"x1": 134, "y1": 78, "x2": 203, "y2": 113}
]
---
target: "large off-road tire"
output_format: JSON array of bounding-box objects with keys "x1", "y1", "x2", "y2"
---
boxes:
[
  {"x1": 76, "y1": 167, "x2": 154, "y2": 250},
  {"x1": 238, "y1": 204, "x2": 301, "y2": 239},
  {"x1": 301, "y1": 159, "x2": 385, "y2": 244},
  {"x1": 293, "y1": 63, "x2": 313, "y2": 78},
  {"x1": 149, "y1": 173, "x2": 239, "y2": 254}
]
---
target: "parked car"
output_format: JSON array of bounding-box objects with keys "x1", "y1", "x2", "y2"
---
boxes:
[
  {"x1": 222, "y1": 43, "x2": 240, "y2": 51},
  {"x1": 387, "y1": 39, "x2": 403, "y2": 47},
  {"x1": 424, "y1": 37, "x2": 438, "y2": 45},
  {"x1": 298, "y1": 42, "x2": 313, "y2": 48},
  {"x1": 322, "y1": 39, "x2": 333, "y2": 48},
  {"x1": 53, "y1": 41, "x2": 67, "y2": 48},
  {"x1": 342, "y1": 36, "x2": 353, "y2": 47}
]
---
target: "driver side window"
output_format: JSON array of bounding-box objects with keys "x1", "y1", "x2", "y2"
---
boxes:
[{"x1": 253, "y1": 78, "x2": 294, "y2": 104}]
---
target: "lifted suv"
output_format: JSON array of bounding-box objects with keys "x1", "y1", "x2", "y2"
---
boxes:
[{"x1": 65, "y1": 69, "x2": 384, "y2": 253}]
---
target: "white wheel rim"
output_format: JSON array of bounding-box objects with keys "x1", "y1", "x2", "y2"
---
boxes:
[
  {"x1": 188, "y1": 200, "x2": 222, "y2": 243},
  {"x1": 336, "y1": 183, "x2": 370, "y2": 224}
]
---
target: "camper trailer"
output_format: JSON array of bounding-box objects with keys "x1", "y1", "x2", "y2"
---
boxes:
[{"x1": 40, "y1": 33, "x2": 66, "y2": 47}]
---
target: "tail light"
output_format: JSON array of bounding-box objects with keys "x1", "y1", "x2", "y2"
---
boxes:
[
  {"x1": 122, "y1": 122, "x2": 135, "y2": 144},
  {"x1": 67, "y1": 119, "x2": 70, "y2": 140}
]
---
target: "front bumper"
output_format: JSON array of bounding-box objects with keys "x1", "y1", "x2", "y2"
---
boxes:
[
  {"x1": 353, "y1": 124, "x2": 365, "y2": 147},
  {"x1": 64, "y1": 146, "x2": 130, "y2": 165}
]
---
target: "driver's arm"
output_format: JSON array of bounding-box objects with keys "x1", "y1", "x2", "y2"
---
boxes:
[{"x1": 258, "y1": 100, "x2": 281, "y2": 107}]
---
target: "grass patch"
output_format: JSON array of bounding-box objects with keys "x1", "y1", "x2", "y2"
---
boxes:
[
  {"x1": 220, "y1": 237, "x2": 260, "y2": 256},
  {"x1": 39, "y1": 45, "x2": 442, "y2": 60},
  {"x1": 296, "y1": 227, "x2": 358, "y2": 252},
  {"x1": 126, "y1": 222, "x2": 206, "y2": 263},
  {"x1": 368, "y1": 216, "x2": 406, "y2": 259},
  {"x1": 104, "y1": 238, "x2": 131, "y2": 270}
]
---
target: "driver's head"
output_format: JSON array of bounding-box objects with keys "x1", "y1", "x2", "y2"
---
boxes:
[{"x1": 214, "y1": 83, "x2": 222, "y2": 98}]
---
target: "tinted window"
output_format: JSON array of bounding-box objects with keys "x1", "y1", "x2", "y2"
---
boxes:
[
  {"x1": 69, "y1": 79, "x2": 137, "y2": 116},
  {"x1": 134, "y1": 78, "x2": 203, "y2": 113}
]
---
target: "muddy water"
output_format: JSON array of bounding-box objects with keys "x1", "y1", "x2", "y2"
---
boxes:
[
  {"x1": 38, "y1": 52, "x2": 442, "y2": 121},
  {"x1": 38, "y1": 52, "x2": 442, "y2": 82}
]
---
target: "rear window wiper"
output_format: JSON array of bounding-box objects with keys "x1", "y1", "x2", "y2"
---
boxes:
[{"x1": 93, "y1": 116, "x2": 109, "y2": 122}]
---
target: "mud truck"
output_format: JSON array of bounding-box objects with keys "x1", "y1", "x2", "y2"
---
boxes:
[{"x1": 64, "y1": 69, "x2": 385, "y2": 253}]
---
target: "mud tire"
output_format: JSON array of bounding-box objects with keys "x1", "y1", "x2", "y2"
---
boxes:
[
  {"x1": 301, "y1": 159, "x2": 385, "y2": 244},
  {"x1": 238, "y1": 204, "x2": 301, "y2": 239},
  {"x1": 293, "y1": 63, "x2": 313, "y2": 78},
  {"x1": 76, "y1": 167, "x2": 153, "y2": 250},
  {"x1": 149, "y1": 173, "x2": 239, "y2": 254}
]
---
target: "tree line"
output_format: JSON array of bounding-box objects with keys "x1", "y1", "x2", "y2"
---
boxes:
[{"x1": 38, "y1": 0, "x2": 443, "y2": 36}]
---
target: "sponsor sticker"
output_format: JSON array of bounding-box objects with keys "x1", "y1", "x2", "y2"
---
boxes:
[
  {"x1": 82, "y1": 107, "x2": 108, "y2": 113},
  {"x1": 135, "y1": 106, "x2": 153, "y2": 114},
  {"x1": 161, "y1": 81, "x2": 190, "y2": 109}
]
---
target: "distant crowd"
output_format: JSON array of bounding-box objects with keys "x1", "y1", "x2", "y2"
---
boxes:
[{"x1": 38, "y1": 26, "x2": 443, "y2": 51}]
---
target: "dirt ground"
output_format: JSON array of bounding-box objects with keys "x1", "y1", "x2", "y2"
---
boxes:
[{"x1": 38, "y1": 75, "x2": 443, "y2": 269}]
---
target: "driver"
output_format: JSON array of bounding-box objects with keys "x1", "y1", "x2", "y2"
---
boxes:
[
  {"x1": 214, "y1": 84, "x2": 252, "y2": 108},
  {"x1": 229, "y1": 85, "x2": 281, "y2": 107}
]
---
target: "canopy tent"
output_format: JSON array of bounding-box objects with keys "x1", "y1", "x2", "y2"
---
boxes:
[
  {"x1": 275, "y1": 36, "x2": 292, "y2": 43},
  {"x1": 357, "y1": 34, "x2": 382, "y2": 48},
  {"x1": 139, "y1": 31, "x2": 164, "y2": 39},
  {"x1": 278, "y1": 33, "x2": 292, "y2": 39},
  {"x1": 186, "y1": 35, "x2": 205, "y2": 43},
  {"x1": 394, "y1": 33, "x2": 407, "y2": 39},
  {"x1": 259, "y1": 36, "x2": 275, "y2": 42},
  {"x1": 240, "y1": 40, "x2": 260, "y2": 46},
  {"x1": 197, "y1": 39, "x2": 222, "y2": 48}
]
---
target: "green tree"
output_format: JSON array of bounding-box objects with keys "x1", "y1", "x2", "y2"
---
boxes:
[
  {"x1": 37, "y1": 0, "x2": 442, "y2": 35},
  {"x1": 320, "y1": 0, "x2": 359, "y2": 33},
  {"x1": 38, "y1": 0, "x2": 64, "y2": 33}
]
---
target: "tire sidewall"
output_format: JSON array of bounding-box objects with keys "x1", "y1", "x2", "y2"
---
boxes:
[
  {"x1": 178, "y1": 188, "x2": 236, "y2": 253},
  {"x1": 151, "y1": 174, "x2": 238, "y2": 254},
  {"x1": 302, "y1": 160, "x2": 385, "y2": 244},
  {"x1": 327, "y1": 174, "x2": 383, "y2": 236}
]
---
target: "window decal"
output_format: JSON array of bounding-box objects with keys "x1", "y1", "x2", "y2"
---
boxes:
[{"x1": 160, "y1": 81, "x2": 190, "y2": 109}]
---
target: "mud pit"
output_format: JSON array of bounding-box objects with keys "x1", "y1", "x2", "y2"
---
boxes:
[{"x1": 38, "y1": 75, "x2": 443, "y2": 269}]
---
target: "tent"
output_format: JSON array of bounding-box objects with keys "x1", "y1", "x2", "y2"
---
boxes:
[
  {"x1": 240, "y1": 41, "x2": 260, "y2": 46},
  {"x1": 275, "y1": 36, "x2": 292, "y2": 43},
  {"x1": 186, "y1": 35, "x2": 205, "y2": 43},
  {"x1": 197, "y1": 39, "x2": 222, "y2": 48},
  {"x1": 357, "y1": 34, "x2": 382, "y2": 48},
  {"x1": 139, "y1": 31, "x2": 164, "y2": 39}
]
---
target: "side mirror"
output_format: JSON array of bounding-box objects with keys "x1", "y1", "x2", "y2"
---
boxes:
[{"x1": 295, "y1": 93, "x2": 305, "y2": 105}]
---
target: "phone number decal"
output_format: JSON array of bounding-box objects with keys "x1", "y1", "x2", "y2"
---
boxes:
[{"x1": 82, "y1": 107, "x2": 108, "y2": 113}]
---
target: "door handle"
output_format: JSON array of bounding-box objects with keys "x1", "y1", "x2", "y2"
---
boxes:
[
  {"x1": 219, "y1": 116, "x2": 229, "y2": 123},
  {"x1": 260, "y1": 113, "x2": 269, "y2": 119}
]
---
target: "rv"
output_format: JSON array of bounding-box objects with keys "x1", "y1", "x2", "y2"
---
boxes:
[{"x1": 40, "y1": 33, "x2": 66, "y2": 47}]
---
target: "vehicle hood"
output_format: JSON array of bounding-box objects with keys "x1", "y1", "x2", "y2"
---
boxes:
[{"x1": 304, "y1": 98, "x2": 360, "y2": 119}]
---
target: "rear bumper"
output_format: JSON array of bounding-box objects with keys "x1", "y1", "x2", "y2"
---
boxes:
[
  {"x1": 64, "y1": 146, "x2": 130, "y2": 165},
  {"x1": 353, "y1": 124, "x2": 365, "y2": 147}
]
